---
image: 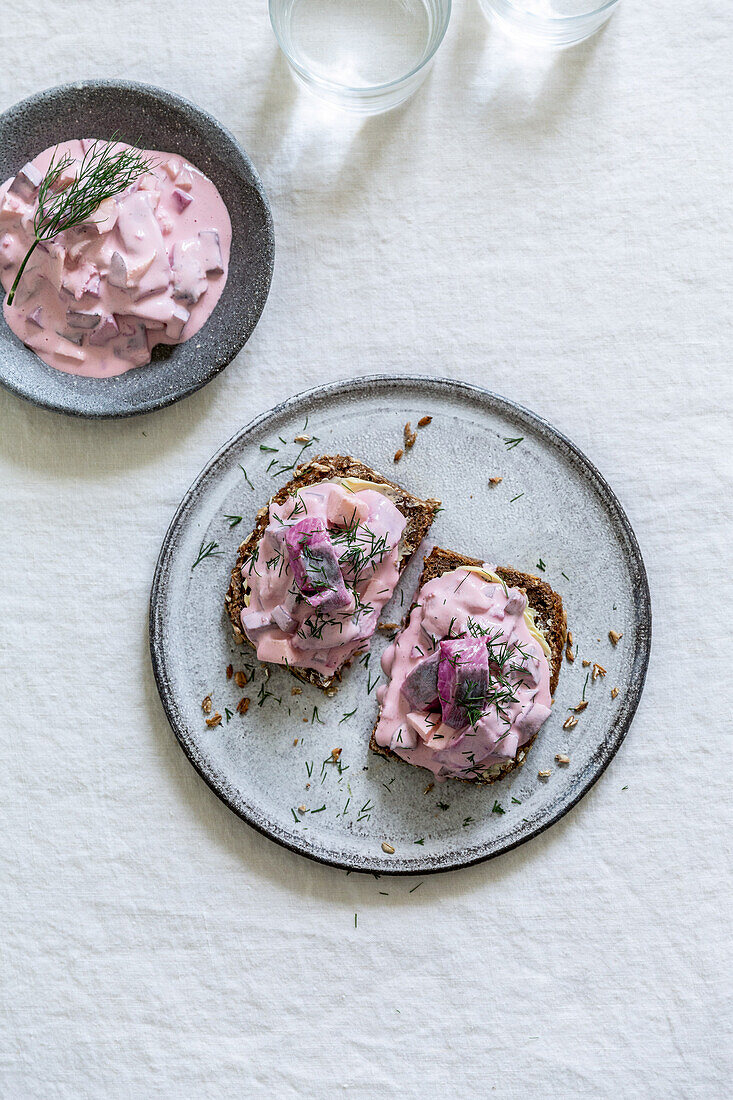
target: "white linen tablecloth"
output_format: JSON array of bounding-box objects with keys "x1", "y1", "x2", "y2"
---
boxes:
[{"x1": 1, "y1": 1, "x2": 730, "y2": 1096}]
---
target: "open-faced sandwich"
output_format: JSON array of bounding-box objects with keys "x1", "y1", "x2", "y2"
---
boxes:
[
  {"x1": 371, "y1": 547, "x2": 566, "y2": 783},
  {"x1": 225, "y1": 455, "x2": 441, "y2": 690}
]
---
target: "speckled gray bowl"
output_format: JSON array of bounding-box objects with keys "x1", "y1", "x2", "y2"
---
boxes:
[
  {"x1": 0, "y1": 80, "x2": 274, "y2": 418},
  {"x1": 149, "y1": 376, "x2": 652, "y2": 875}
]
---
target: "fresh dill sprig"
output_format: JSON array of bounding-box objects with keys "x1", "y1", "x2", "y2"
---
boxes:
[
  {"x1": 192, "y1": 540, "x2": 223, "y2": 569},
  {"x1": 225, "y1": 514, "x2": 243, "y2": 527},
  {"x1": 7, "y1": 136, "x2": 155, "y2": 305},
  {"x1": 503, "y1": 436, "x2": 524, "y2": 449}
]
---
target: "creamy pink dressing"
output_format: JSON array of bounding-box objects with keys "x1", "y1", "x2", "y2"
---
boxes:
[
  {"x1": 375, "y1": 567, "x2": 552, "y2": 781},
  {"x1": 0, "y1": 140, "x2": 231, "y2": 377},
  {"x1": 241, "y1": 481, "x2": 407, "y2": 676}
]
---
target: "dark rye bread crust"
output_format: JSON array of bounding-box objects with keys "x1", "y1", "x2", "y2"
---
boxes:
[
  {"x1": 225, "y1": 455, "x2": 441, "y2": 691},
  {"x1": 370, "y1": 546, "x2": 567, "y2": 784}
]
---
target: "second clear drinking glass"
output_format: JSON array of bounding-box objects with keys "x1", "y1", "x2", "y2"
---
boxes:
[{"x1": 269, "y1": 0, "x2": 452, "y2": 114}]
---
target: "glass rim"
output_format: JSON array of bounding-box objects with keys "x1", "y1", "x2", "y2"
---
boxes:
[
  {"x1": 489, "y1": 0, "x2": 620, "y2": 26},
  {"x1": 268, "y1": 0, "x2": 452, "y2": 96}
]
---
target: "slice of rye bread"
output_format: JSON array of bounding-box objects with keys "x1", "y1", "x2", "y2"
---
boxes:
[
  {"x1": 369, "y1": 546, "x2": 568, "y2": 784},
  {"x1": 225, "y1": 454, "x2": 442, "y2": 691}
]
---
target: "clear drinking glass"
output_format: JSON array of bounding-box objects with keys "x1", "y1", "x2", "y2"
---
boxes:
[
  {"x1": 269, "y1": 0, "x2": 452, "y2": 114},
  {"x1": 478, "y1": 0, "x2": 621, "y2": 48}
]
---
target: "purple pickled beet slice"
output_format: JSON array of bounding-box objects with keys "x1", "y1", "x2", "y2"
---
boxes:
[
  {"x1": 400, "y1": 652, "x2": 440, "y2": 710},
  {"x1": 284, "y1": 517, "x2": 350, "y2": 611},
  {"x1": 8, "y1": 162, "x2": 42, "y2": 201},
  {"x1": 438, "y1": 638, "x2": 490, "y2": 730}
]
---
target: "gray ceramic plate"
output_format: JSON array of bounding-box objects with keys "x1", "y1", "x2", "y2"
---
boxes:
[
  {"x1": 0, "y1": 80, "x2": 274, "y2": 418},
  {"x1": 150, "y1": 376, "x2": 651, "y2": 874}
]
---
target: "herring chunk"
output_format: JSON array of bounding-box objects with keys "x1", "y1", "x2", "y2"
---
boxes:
[
  {"x1": 400, "y1": 652, "x2": 440, "y2": 710},
  {"x1": 284, "y1": 517, "x2": 351, "y2": 612},
  {"x1": 88, "y1": 315, "x2": 119, "y2": 346},
  {"x1": 174, "y1": 166, "x2": 194, "y2": 191},
  {"x1": 165, "y1": 303, "x2": 190, "y2": 340},
  {"x1": 272, "y1": 605, "x2": 298, "y2": 635},
  {"x1": 8, "y1": 162, "x2": 43, "y2": 201},
  {"x1": 171, "y1": 187, "x2": 193, "y2": 212},
  {"x1": 108, "y1": 251, "x2": 129, "y2": 289},
  {"x1": 57, "y1": 329, "x2": 85, "y2": 346},
  {"x1": 84, "y1": 196, "x2": 118, "y2": 234},
  {"x1": 198, "y1": 230, "x2": 224, "y2": 276},
  {"x1": 66, "y1": 309, "x2": 101, "y2": 330},
  {"x1": 114, "y1": 317, "x2": 149, "y2": 365},
  {"x1": 437, "y1": 638, "x2": 490, "y2": 730},
  {"x1": 170, "y1": 239, "x2": 208, "y2": 304}
]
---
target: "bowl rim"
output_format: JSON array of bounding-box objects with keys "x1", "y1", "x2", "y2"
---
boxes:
[
  {"x1": 484, "y1": 0, "x2": 620, "y2": 27},
  {"x1": 0, "y1": 78, "x2": 275, "y2": 418},
  {"x1": 268, "y1": 0, "x2": 452, "y2": 96}
]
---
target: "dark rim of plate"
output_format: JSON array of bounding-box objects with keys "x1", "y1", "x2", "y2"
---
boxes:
[{"x1": 149, "y1": 375, "x2": 652, "y2": 875}]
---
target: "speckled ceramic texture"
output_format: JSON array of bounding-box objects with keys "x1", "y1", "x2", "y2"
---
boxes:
[
  {"x1": 150, "y1": 376, "x2": 651, "y2": 874},
  {"x1": 0, "y1": 80, "x2": 274, "y2": 418}
]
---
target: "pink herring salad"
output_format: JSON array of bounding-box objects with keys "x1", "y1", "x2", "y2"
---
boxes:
[
  {"x1": 241, "y1": 480, "x2": 407, "y2": 676},
  {"x1": 375, "y1": 567, "x2": 553, "y2": 781},
  {"x1": 0, "y1": 139, "x2": 231, "y2": 377}
]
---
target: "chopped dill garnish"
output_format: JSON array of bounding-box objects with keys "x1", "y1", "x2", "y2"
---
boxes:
[
  {"x1": 310, "y1": 804, "x2": 326, "y2": 814},
  {"x1": 536, "y1": 558, "x2": 546, "y2": 572},
  {"x1": 239, "y1": 465, "x2": 255, "y2": 490},
  {"x1": 414, "y1": 838, "x2": 425, "y2": 845},
  {"x1": 225, "y1": 514, "x2": 242, "y2": 527},
  {"x1": 511, "y1": 797, "x2": 522, "y2": 804},
  {"x1": 503, "y1": 436, "x2": 524, "y2": 449},
  {"x1": 339, "y1": 709, "x2": 357, "y2": 724},
  {"x1": 510, "y1": 492, "x2": 524, "y2": 503},
  {"x1": 260, "y1": 444, "x2": 278, "y2": 452},
  {"x1": 492, "y1": 800, "x2": 505, "y2": 814},
  {"x1": 311, "y1": 706, "x2": 324, "y2": 725},
  {"x1": 561, "y1": 571, "x2": 570, "y2": 581},
  {"x1": 257, "y1": 683, "x2": 282, "y2": 707},
  {"x1": 192, "y1": 539, "x2": 223, "y2": 569},
  {"x1": 409, "y1": 883, "x2": 423, "y2": 893},
  {"x1": 582, "y1": 672, "x2": 589, "y2": 701}
]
